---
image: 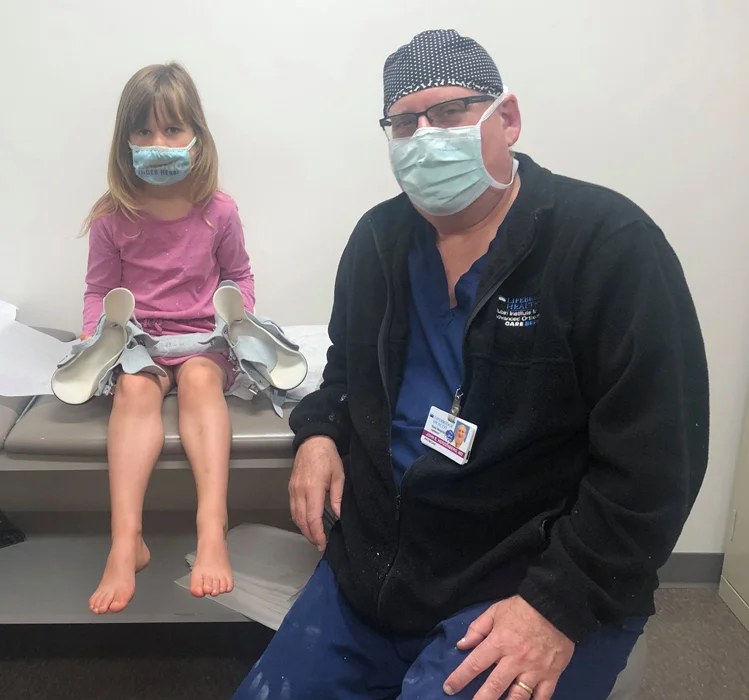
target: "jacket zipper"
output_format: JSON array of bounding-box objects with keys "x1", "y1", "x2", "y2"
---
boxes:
[
  {"x1": 370, "y1": 218, "x2": 406, "y2": 624},
  {"x1": 370, "y1": 213, "x2": 538, "y2": 625},
  {"x1": 458, "y1": 229, "x2": 538, "y2": 398},
  {"x1": 370, "y1": 219, "x2": 394, "y2": 457}
]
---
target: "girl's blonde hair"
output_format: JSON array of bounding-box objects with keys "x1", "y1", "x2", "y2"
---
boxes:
[{"x1": 82, "y1": 62, "x2": 218, "y2": 234}]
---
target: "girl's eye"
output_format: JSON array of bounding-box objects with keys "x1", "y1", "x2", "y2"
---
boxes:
[
  {"x1": 137, "y1": 129, "x2": 150, "y2": 137},
  {"x1": 166, "y1": 126, "x2": 182, "y2": 134}
]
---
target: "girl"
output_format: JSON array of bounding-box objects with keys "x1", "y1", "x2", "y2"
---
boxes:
[{"x1": 83, "y1": 63, "x2": 255, "y2": 615}]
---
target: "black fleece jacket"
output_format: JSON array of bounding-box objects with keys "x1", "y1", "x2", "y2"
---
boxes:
[{"x1": 290, "y1": 154, "x2": 709, "y2": 643}]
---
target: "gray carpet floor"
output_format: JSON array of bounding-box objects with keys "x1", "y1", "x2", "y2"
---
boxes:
[
  {"x1": 636, "y1": 588, "x2": 749, "y2": 699},
  {"x1": 0, "y1": 589, "x2": 747, "y2": 700}
]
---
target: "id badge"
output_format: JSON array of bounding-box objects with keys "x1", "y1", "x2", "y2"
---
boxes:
[{"x1": 421, "y1": 406, "x2": 478, "y2": 465}]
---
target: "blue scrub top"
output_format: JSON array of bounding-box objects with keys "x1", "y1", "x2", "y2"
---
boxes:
[{"x1": 390, "y1": 220, "x2": 503, "y2": 487}]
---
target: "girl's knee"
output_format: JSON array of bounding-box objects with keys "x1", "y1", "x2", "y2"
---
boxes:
[
  {"x1": 177, "y1": 359, "x2": 225, "y2": 396},
  {"x1": 113, "y1": 373, "x2": 165, "y2": 408}
]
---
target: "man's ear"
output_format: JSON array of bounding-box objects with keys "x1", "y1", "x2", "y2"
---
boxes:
[{"x1": 499, "y1": 95, "x2": 522, "y2": 147}]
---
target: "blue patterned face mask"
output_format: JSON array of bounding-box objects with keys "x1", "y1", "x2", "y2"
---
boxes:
[{"x1": 129, "y1": 136, "x2": 197, "y2": 186}]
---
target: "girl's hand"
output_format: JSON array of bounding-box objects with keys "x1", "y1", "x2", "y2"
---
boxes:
[{"x1": 80, "y1": 333, "x2": 92, "y2": 340}]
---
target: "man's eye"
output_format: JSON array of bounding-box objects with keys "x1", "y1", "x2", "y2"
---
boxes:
[
  {"x1": 392, "y1": 117, "x2": 416, "y2": 129},
  {"x1": 434, "y1": 105, "x2": 463, "y2": 119}
]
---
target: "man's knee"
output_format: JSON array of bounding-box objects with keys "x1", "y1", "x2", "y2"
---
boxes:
[{"x1": 233, "y1": 628, "x2": 318, "y2": 700}]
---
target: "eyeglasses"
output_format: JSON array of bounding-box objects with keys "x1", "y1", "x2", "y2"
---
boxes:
[{"x1": 379, "y1": 96, "x2": 496, "y2": 140}]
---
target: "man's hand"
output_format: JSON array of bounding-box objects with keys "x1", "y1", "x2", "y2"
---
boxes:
[
  {"x1": 443, "y1": 596, "x2": 575, "y2": 700},
  {"x1": 289, "y1": 436, "x2": 345, "y2": 552}
]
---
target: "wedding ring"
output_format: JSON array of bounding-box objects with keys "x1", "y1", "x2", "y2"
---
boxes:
[{"x1": 515, "y1": 680, "x2": 534, "y2": 696}]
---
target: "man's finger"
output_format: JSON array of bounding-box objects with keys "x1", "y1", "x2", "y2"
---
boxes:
[
  {"x1": 288, "y1": 480, "x2": 298, "y2": 525},
  {"x1": 290, "y1": 478, "x2": 314, "y2": 544},
  {"x1": 329, "y1": 470, "x2": 344, "y2": 519},
  {"x1": 306, "y1": 484, "x2": 328, "y2": 551},
  {"x1": 292, "y1": 490, "x2": 313, "y2": 543},
  {"x1": 443, "y1": 636, "x2": 506, "y2": 695},
  {"x1": 473, "y1": 658, "x2": 523, "y2": 700},
  {"x1": 503, "y1": 674, "x2": 542, "y2": 700},
  {"x1": 456, "y1": 607, "x2": 495, "y2": 649},
  {"x1": 525, "y1": 678, "x2": 557, "y2": 700},
  {"x1": 505, "y1": 686, "x2": 532, "y2": 700}
]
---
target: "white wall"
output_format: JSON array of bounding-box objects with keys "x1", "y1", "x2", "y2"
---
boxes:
[{"x1": 1, "y1": 0, "x2": 747, "y2": 553}]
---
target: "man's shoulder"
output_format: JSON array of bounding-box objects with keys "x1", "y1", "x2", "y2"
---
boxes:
[
  {"x1": 343, "y1": 193, "x2": 413, "y2": 252},
  {"x1": 354, "y1": 193, "x2": 411, "y2": 232},
  {"x1": 533, "y1": 165, "x2": 679, "y2": 278},
  {"x1": 517, "y1": 156, "x2": 666, "y2": 260},
  {"x1": 547, "y1": 169, "x2": 657, "y2": 236},
  {"x1": 513, "y1": 155, "x2": 679, "y2": 284}
]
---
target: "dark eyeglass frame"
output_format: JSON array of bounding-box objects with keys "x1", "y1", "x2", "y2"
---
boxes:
[{"x1": 379, "y1": 95, "x2": 496, "y2": 133}]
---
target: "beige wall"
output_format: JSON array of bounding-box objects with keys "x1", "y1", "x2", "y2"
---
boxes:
[{"x1": 1, "y1": 1, "x2": 747, "y2": 552}]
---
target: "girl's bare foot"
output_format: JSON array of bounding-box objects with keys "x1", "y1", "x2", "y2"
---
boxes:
[
  {"x1": 89, "y1": 535, "x2": 150, "y2": 614},
  {"x1": 190, "y1": 526, "x2": 233, "y2": 598}
]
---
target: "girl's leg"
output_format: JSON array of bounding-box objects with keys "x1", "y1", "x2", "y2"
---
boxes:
[
  {"x1": 89, "y1": 370, "x2": 173, "y2": 614},
  {"x1": 175, "y1": 356, "x2": 233, "y2": 598}
]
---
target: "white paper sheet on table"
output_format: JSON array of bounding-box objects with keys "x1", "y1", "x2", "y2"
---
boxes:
[
  {"x1": 0, "y1": 307, "x2": 329, "y2": 399},
  {"x1": 175, "y1": 524, "x2": 321, "y2": 630},
  {"x1": 284, "y1": 324, "x2": 330, "y2": 401},
  {"x1": 0, "y1": 300, "x2": 17, "y2": 326},
  {"x1": 0, "y1": 301, "x2": 74, "y2": 397}
]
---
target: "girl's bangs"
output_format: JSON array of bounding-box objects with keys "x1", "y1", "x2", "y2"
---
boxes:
[{"x1": 128, "y1": 83, "x2": 189, "y2": 132}]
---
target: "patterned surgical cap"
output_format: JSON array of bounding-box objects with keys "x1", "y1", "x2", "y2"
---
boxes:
[{"x1": 383, "y1": 29, "x2": 504, "y2": 115}]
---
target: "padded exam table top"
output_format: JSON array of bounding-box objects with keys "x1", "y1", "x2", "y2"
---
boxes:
[{"x1": 3, "y1": 395, "x2": 294, "y2": 459}]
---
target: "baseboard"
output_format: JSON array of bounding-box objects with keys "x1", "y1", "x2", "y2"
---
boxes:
[
  {"x1": 719, "y1": 576, "x2": 749, "y2": 630},
  {"x1": 658, "y1": 552, "x2": 724, "y2": 588}
]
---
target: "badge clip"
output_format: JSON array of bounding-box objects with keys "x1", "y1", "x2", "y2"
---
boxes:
[{"x1": 448, "y1": 387, "x2": 463, "y2": 424}]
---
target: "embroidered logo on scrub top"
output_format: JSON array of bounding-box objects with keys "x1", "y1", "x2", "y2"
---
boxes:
[{"x1": 496, "y1": 295, "x2": 540, "y2": 327}]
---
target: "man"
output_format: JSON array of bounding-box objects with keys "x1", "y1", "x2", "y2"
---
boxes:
[
  {"x1": 234, "y1": 29, "x2": 708, "y2": 700},
  {"x1": 452, "y1": 423, "x2": 469, "y2": 450}
]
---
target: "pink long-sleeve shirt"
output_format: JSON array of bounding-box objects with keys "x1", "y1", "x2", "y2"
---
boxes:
[{"x1": 83, "y1": 192, "x2": 255, "y2": 337}]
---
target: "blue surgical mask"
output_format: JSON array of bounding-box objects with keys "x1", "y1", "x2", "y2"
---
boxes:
[
  {"x1": 129, "y1": 136, "x2": 197, "y2": 186},
  {"x1": 388, "y1": 94, "x2": 518, "y2": 216}
]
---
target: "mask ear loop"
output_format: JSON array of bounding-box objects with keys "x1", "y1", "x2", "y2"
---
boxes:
[
  {"x1": 478, "y1": 89, "x2": 519, "y2": 191},
  {"x1": 477, "y1": 89, "x2": 508, "y2": 126}
]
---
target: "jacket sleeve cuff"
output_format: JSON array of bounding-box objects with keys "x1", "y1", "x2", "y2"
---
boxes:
[
  {"x1": 291, "y1": 424, "x2": 344, "y2": 455},
  {"x1": 517, "y1": 577, "x2": 600, "y2": 644}
]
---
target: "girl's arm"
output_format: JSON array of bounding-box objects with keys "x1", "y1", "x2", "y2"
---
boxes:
[
  {"x1": 216, "y1": 205, "x2": 255, "y2": 312},
  {"x1": 82, "y1": 218, "x2": 122, "y2": 336}
]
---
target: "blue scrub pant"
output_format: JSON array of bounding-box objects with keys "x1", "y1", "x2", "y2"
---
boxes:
[{"x1": 233, "y1": 559, "x2": 645, "y2": 700}]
